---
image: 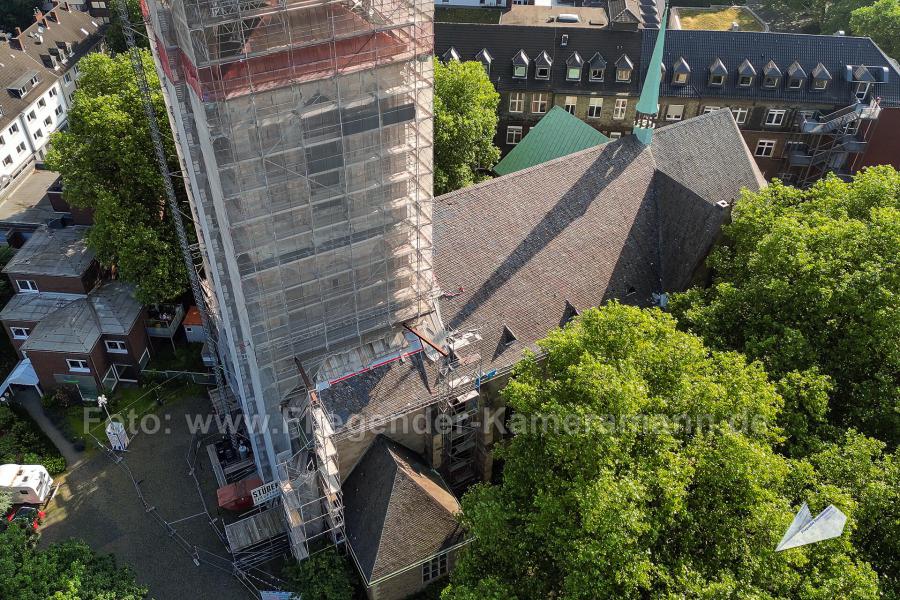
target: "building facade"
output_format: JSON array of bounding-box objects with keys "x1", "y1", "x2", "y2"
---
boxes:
[{"x1": 0, "y1": 4, "x2": 104, "y2": 196}]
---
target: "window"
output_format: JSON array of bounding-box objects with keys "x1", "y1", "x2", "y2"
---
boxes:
[
  {"x1": 54, "y1": 106, "x2": 63, "y2": 116},
  {"x1": 2, "y1": 156, "x2": 11, "y2": 166},
  {"x1": 10, "y1": 327, "x2": 30, "y2": 340},
  {"x1": 739, "y1": 75, "x2": 753, "y2": 87},
  {"x1": 702, "y1": 106, "x2": 721, "y2": 114},
  {"x1": 613, "y1": 99, "x2": 627, "y2": 120},
  {"x1": 763, "y1": 76, "x2": 778, "y2": 88},
  {"x1": 616, "y1": 68, "x2": 631, "y2": 82},
  {"x1": 535, "y1": 66, "x2": 550, "y2": 79},
  {"x1": 422, "y1": 553, "x2": 449, "y2": 584},
  {"x1": 26, "y1": 111, "x2": 36, "y2": 122},
  {"x1": 765, "y1": 109, "x2": 786, "y2": 126},
  {"x1": 66, "y1": 359, "x2": 90, "y2": 373},
  {"x1": 513, "y1": 65, "x2": 526, "y2": 79},
  {"x1": 608, "y1": 131, "x2": 622, "y2": 139},
  {"x1": 506, "y1": 126, "x2": 523, "y2": 145},
  {"x1": 531, "y1": 93, "x2": 547, "y2": 114},
  {"x1": 16, "y1": 142, "x2": 26, "y2": 154},
  {"x1": 673, "y1": 72, "x2": 688, "y2": 84},
  {"x1": 48, "y1": 88, "x2": 57, "y2": 97},
  {"x1": 588, "y1": 97, "x2": 603, "y2": 118},
  {"x1": 8, "y1": 124, "x2": 18, "y2": 134},
  {"x1": 589, "y1": 68, "x2": 604, "y2": 82},
  {"x1": 16, "y1": 280, "x2": 38, "y2": 292},
  {"x1": 794, "y1": 110, "x2": 814, "y2": 127},
  {"x1": 731, "y1": 107, "x2": 748, "y2": 124},
  {"x1": 43, "y1": 116, "x2": 52, "y2": 126},
  {"x1": 813, "y1": 78, "x2": 828, "y2": 90},
  {"x1": 755, "y1": 139, "x2": 776, "y2": 157},
  {"x1": 709, "y1": 74, "x2": 725, "y2": 86},
  {"x1": 33, "y1": 130, "x2": 43, "y2": 140},
  {"x1": 788, "y1": 78, "x2": 802, "y2": 89},
  {"x1": 105, "y1": 340, "x2": 128, "y2": 354},
  {"x1": 665, "y1": 104, "x2": 684, "y2": 121},
  {"x1": 63, "y1": 73, "x2": 72, "y2": 85},
  {"x1": 37, "y1": 98, "x2": 47, "y2": 108},
  {"x1": 564, "y1": 96, "x2": 577, "y2": 115},
  {"x1": 508, "y1": 92, "x2": 524, "y2": 113},
  {"x1": 0, "y1": 134, "x2": 4, "y2": 145},
  {"x1": 567, "y1": 67, "x2": 581, "y2": 81}
]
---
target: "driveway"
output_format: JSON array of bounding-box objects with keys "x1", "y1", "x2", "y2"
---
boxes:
[{"x1": 40, "y1": 394, "x2": 256, "y2": 600}]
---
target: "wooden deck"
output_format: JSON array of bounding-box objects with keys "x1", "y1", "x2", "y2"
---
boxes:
[{"x1": 225, "y1": 507, "x2": 287, "y2": 553}]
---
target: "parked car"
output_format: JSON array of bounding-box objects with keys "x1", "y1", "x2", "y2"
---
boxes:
[{"x1": 2, "y1": 506, "x2": 46, "y2": 532}]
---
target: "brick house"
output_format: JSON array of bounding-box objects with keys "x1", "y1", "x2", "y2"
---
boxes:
[{"x1": 0, "y1": 225, "x2": 148, "y2": 400}]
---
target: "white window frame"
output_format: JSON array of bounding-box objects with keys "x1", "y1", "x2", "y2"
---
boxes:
[
  {"x1": 535, "y1": 66, "x2": 550, "y2": 80},
  {"x1": 422, "y1": 552, "x2": 449, "y2": 584},
  {"x1": 665, "y1": 104, "x2": 684, "y2": 122},
  {"x1": 813, "y1": 78, "x2": 828, "y2": 90},
  {"x1": 564, "y1": 96, "x2": 577, "y2": 114},
  {"x1": 709, "y1": 74, "x2": 725, "y2": 86},
  {"x1": 616, "y1": 68, "x2": 631, "y2": 82},
  {"x1": 566, "y1": 67, "x2": 581, "y2": 81},
  {"x1": 788, "y1": 78, "x2": 803, "y2": 89},
  {"x1": 613, "y1": 99, "x2": 627, "y2": 120},
  {"x1": 755, "y1": 139, "x2": 776, "y2": 157},
  {"x1": 506, "y1": 125, "x2": 523, "y2": 145},
  {"x1": 10, "y1": 327, "x2": 30, "y2": 340},
  {"x1": 508, "y1": 92, "x2": 524, "y2": 113},
  {"x1": 67, "y1": 358, "x2": 90, "y2": 373},
  {"x1": 512, "y1": 65, "x2": 526, "y2": 79},
  {"x1": 16, "y1": 280, "x2": 38, "y2": 293},
  {"x1": 588, "y1": 97, "x2": 603, "y2": 119},
  {"x1": 731, "y1": 107, "x2": 748, "y2": 124},
  {"x1": 702, "y1": 106, "x2": 721, "y2": 115},
  {"x1": 105, "y1": 340, "x2": 129, "y2": 354},
  {"x1": 738, "y1": 75, "x2": 753, "y2": 87},
  {"x1": 763, "y1": 75, "x2": 779, "y2": 88},
  {"x1": 531, "y1": 93, "x2": 548, "y2": 114},
  {"x1": 765, "y1": 109, "x2": 786, "y2": 126},
  {"x1": 673, "y1": 72, "x2": 688, "y2": 84},
  {"x1": 589, "y1": 67, "x2": 604, "y2": 82},
  {"x1": 608, "y1": 131, "x2": 622, "y2": 139}
]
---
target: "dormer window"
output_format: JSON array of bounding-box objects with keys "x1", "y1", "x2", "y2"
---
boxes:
[
  {"x1": 710, "y1": 74, "x2": 725, "y2": 86},
  {"x1": 512, "y1": 49, "x2": 529, "y2": 79},
  {"x1": 810, "y1": 62, "x2": 831, "y2": 91},
  {"x1": 737, "y1": 59, "x2": 756, "y2": 87},
  {"x1": 813, "y1": 78, "x2": 828, "y2": 90},
  {"x1": 708, "y1": 58, "x2": 727, "y2": 87},
  {"x1": 616, "y1": 54, "x2": 634, "y2": 82},
  {"x1": 588, "y1": 52, "x2": 606, "y2": 82},
  {"x1": 441, "y1": 47, "x2": 460, "y2": 62},
  {"x1": 566, "y1": 51, "x2": 584, "y2": 81},
  {"x1": 671, "y1": 57, "x2": 690, "y2": 85},
  {"x1": 535, "y1": 51, "x2": 552, "y2": 80},
  {"x1": 762, "y1": 60, "x2": 781, "y2": 88},
  {"x1": 739, "y1": 75, "x2": 753, "y2": 86},
  {"x1": 475, "y1": 48, "x2": 493, "y2": 75},
  {"x1": 786, "y1": 62, "x2": 806, "y2": 90}
]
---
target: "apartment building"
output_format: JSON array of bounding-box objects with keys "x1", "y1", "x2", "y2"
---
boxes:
[{"x1": 0, "y1": 3, "x2": 104, "y2": 195}]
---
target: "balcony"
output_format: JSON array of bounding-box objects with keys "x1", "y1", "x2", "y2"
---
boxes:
[{"x1": 145, "y1": 303, "x2": 186, "y2": 338}]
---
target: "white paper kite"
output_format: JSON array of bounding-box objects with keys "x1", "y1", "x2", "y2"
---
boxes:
[{"x1": 775, "y1": 502, "x2": 847, "y2": 551}]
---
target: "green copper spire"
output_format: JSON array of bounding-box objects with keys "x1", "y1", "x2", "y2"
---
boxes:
[{"x1": 634, "y1": 5, "x2": 668, "y2": 145}]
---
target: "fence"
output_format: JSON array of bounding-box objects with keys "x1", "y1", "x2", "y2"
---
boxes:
[{"x1": 143, "y1": 369, "x2": 216, "y2": 386}]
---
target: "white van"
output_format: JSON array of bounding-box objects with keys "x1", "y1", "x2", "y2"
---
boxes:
[{"x1": 0, "y1": 464, "x2": 54, "y2": 505}]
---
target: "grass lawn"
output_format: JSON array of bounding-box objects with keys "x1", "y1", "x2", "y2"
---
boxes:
[
  {"x1": 677, "y1": 6, "x2": 765, "y2": 31},
  {"x1": 435, "y1": 6, "x2": 502, "y2": 23}
]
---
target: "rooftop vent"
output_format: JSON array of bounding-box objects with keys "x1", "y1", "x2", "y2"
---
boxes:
[
  {"x1": 557, "y1": 13, "x2": 580, "y2": 22},
  {"x1": 730, "y1": 21, "x2": 739, "y2": 31},
  {"x1": 561, "y1": 34, "x2": 569, "y2": 46},
  {"x1": 716, "y1": 199, "x2": 730, "y2": 208},
  {"x1": 834, "y1": 30, "x2": 846, "y2": 36}
]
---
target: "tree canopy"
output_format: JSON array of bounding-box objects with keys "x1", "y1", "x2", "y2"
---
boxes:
[
  {"x1": 443, "y1": 303, "x2": 880, "y2": 600},
  {"x1": 282, "y1": 547, "x2": 357, "y2": 600},
  {"x1": 106, "y1": 0, "x2": 150, "y2": 54},
  {"x1": 671, "y1": 167, "x2": 900, "y2": 450},
  {"x1": 433, "y1": 59, "x2": 500, "y2": 195},
  {"x1": 851, "y1": 0, "x2": 900, "y2": 59},
  {"x1": 0, "y1": 524, "x2": 148, "y2": 600},
  {"x1": 45, "y1": 51, "x2": 189, "y2": 304},
  {"x1": 0, "y1": 0, "x2": 42, "y2": 33}
]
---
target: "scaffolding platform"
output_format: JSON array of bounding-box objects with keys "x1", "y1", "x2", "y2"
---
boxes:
[
  {"x1": 225, "y1": 507, "x2": 288, "y2": 552},
  {"x1": 207, "y1": 442, "x2": 256, "y2": 487}
]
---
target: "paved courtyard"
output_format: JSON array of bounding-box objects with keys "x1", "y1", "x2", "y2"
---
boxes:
[{"x1": 40, "y1": 394, "x2": 257, "y2": 600}]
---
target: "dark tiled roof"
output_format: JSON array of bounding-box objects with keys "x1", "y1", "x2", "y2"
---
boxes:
[
  {"x1": 322, "y1": 110, "x2": 764, "y2": 432},
  {"x1": 3, "y1": 225, "x2": 94, "y2": 277},
  {"x1": 434, "y1": 22, "x2": 644, "y2": 95},
  {"x1": 343, "y1": 436, "x2": 463, "y2": 583},
  {"x1": 0, "y1": 51, "x2": 55, "y2": 130},
  {"x1": 642, "y1": 29, "x2": 900, "y2": 106}
]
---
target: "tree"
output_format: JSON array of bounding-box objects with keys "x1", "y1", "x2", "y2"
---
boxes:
[
  {"x1": 443, "y1": 304, "x2": 880, "y2": 600},
  {"x1": 0, "y1": 491, "x2": 11, "y2": 515},
  {"x1": 282, "y1": 547, "x2": 357, "y2": 600},
  {"x1": 106, "y1": 0, "x2": 150, "y2": 54},
  {"x1": 46, "y1": 51, "x2": 189, "y2": 304},
  {"x1": 762, "y1": 0, "x2": 868, "y2": 35},
  {"x1": 433, "y1": 59, "x2": 500, "y2": 195},
  {"x1": 671, "y1": 167, "x2": 900, "y2": 449},
  {"x1": 0, "y1": 0, "x2": 42, "y2": 33},
  {"x1": 0, "y1": 524, "x2": 148, "y2": 599},
  {"x1": 851, "y1": 0, "x2": 900, "y2": 59}
]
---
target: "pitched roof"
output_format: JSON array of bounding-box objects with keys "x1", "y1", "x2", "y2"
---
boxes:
[
  {"x1": 343, "y1": 436, "x2": 463, "y2": 582},
  {"x1": 3, "y1": 225, "x2": 94, "y2": 277},
  {"x1": 494, "y1": 106, "x2": 609, "y2": 176},
  {"x1": 19, "y1": 281, "x2": 142, "y2": 353},
  {"x1": 0, "y1": 50, "x2": 55, "y2": 131},
  {"x1": 320, "y1": 110, "x2": 764, "y2": 433},
  {"x1": 434, "y1": 22, "x2": 644, "y2": 95},
  {"x1": 642, "y1": 29, "x2": 900, "y2": 106},
  {"x1": 0, "y1": 291, "x2": 84, "y2": 323}
]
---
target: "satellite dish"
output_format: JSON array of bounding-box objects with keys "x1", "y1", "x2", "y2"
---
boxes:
[{"x1": 775, "y1": 502, "x2": 847, "y2": 551}]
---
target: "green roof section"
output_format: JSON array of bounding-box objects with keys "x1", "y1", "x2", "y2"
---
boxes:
[{"x1": 493, "y1": 106, "x2": 610, "y2": 176}]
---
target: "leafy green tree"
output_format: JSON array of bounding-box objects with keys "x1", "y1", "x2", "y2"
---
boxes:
[
  {"x1": 0, "y1": 491, "x2": 11, "y2": 515},
  {"x1": 0, "y1": 0, "x2": 42, "y2": 33},
  {"x1": 434, "y1": 59, "x2": 500, "y2": 195},
  {"x1": 106, "y1": 0, "x2": 150, "y2": 54},
  {"x1": 671, "y1": 167, "x2": 900, "y2": 449},
  {"x1": 762, "y1": 0, "x2": 868, "y2": 35},
  {"x1": 0, "y1": 524, "x2": 148, "y2": 599},
  {"x1": 46, "y1": 51, "x2": 189, "y2": 304},
  {"x1": 443, "y1": 303, "x2": 879, "y2": 600},
  {"x1": 282, "y1": 547, "x2": 356, "y2": 600},
  {"x1": 851, "y1": 0, "x2": 900, "y2": 59}
]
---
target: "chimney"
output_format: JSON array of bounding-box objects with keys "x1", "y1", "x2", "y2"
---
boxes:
[
  {"x1": 34, "y1": 9, "x2": 44, "y2": 23},
  {"x1": 730, "y1": 21, "x2": 739, "y2": 31}
]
